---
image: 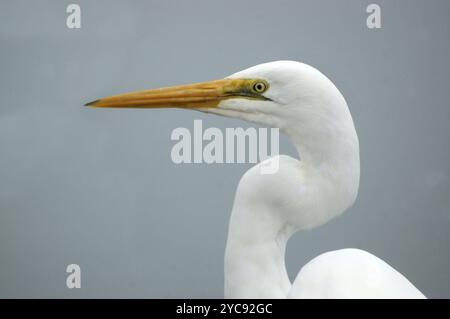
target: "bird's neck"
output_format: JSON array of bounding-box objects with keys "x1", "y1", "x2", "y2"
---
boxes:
[
  {"x1": 224, "y1": 198, "x2": 294, "y2": 298},
  {"x1": 288, "y1": 117, "x2": 360, "y2": 216},
  {"x1": 224, "y1": 108, "x2": 360, "y2": 298}
]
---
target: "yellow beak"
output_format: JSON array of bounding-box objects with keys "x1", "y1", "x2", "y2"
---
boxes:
[{"x1": 85, "y1": 78, "x2": 266, "y2": 109}]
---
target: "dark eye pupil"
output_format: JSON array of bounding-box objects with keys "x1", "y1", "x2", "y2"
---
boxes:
[{"x1": 254, "y1": 83, "x2": 265, "y2": 92}]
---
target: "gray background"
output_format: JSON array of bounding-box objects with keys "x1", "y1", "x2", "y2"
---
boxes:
[{"x1": 0, "y1": 0, "x2": 449, "y2": 298}]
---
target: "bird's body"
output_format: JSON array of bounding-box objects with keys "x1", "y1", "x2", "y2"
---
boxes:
[{"x1": 87, "y1": 60, "x2": 426, "y2": 299}]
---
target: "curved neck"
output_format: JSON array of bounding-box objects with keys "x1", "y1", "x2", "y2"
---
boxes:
[{"x1": 224, "y1": 106, "x2": 360, "y2": 298}]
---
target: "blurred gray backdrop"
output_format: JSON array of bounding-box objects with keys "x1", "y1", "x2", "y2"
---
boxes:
[{"x1": 0, "y1": 0, "x2": 449, "y2": 298}]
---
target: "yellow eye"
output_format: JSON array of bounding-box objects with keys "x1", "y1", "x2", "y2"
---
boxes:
[{"x1": 252, "y1": 81, "x2": 267, "y2": 94}]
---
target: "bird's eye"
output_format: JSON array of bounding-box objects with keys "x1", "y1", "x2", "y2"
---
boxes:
[{"x1": 252, "y1": 82, "x2": 267, "y2": 94}]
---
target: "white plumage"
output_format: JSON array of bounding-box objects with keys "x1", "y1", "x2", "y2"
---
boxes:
[{"x1": 206, "y1": 61, "x2": 425, "y2": 298}]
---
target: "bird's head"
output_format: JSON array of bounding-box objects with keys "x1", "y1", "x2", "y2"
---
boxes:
[{"x1": 85, "y1": 61, "x2": 352, "y2": 138}]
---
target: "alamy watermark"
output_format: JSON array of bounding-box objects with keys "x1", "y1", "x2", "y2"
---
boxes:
[
  {"x1": 366, "y1": 4, "x2": 381, "y2": 29},
  {"x1": 66, "y1": 4, "x2": 81, "y2": 29},
  {"x1": 66, "y1": 264, "x2": 81, "y2": 289},
  {"x1": 170, "y1": 120, "x2": 280, "y2": 174},
  {"x1": 67, "y1": 3, "x2": 382, "y2": 30}
]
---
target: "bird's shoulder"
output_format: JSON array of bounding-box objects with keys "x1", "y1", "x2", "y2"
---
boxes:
[{"x1": 288, "y1": 248, "x2": 426, "y2": 299}]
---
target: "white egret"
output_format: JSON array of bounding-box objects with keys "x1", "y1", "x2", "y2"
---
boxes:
[{"x1": 86, "y1": 61, "x2": 426, "y2": 299}]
